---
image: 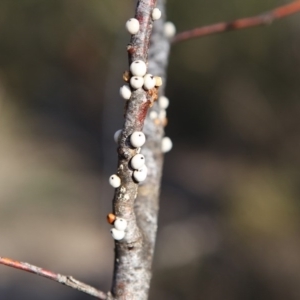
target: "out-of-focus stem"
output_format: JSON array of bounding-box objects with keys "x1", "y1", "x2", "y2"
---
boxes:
[{"x1": 173, "y1": 1, "x2": 300, "y2": 43}]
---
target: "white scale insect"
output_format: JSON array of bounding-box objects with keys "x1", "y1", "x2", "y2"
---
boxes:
[
  {"x1": 125, "y1": 18, "x2": 140, "y2": 35},
  {"x1": 109, "y1": 174, "x2": 121, "y2": 188},
  {"x1": 110, "y1": 228, "x2": 125, "y2": 240},
  {"x1": 130, "y1": 60, "x2": 147, "y2": 77},
  {"x1": 130, "y1": 76, "x2": 144, "y2": 89},
  {"x1": 130, "y1": 154, "x2": 145, "y2": 170},
  {"x1": 143, "y1": 74, "x2": 156, "y2": 90},
  {"x1": 133, "y1": 165, "x2": 148, "y2": 182},
  {"x1": 152, "y1": 8, "x2": 162, "y2": 21},
  {"x1": 130, "y1": 131, "x2": 146, "y2": 148},
  {"x1": 120, "y1": 85, "x2": 132, "y2": 100}
]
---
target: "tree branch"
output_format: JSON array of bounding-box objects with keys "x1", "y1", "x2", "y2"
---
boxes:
[
  {"x1": 111, "y1": 1, "x2": 158, "y2": 299},
  {"x1": 0, "y1": 256, "x2": 109, "y2": 299},
  {"x1": 172, "y1": 1, "x2": 300, "y2": 44}
]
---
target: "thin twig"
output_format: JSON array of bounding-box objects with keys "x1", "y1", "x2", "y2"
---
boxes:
[
  {"x1": 172, "y1": 0, "x2": 300, "y2": 43},
  {"x1": 0, "y1": 256, "x2": 109, "y2": 299}
]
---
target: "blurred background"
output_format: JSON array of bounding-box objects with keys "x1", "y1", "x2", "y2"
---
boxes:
[{"x1": 0, "y1": 0, "x2": 300, "y2": 299}]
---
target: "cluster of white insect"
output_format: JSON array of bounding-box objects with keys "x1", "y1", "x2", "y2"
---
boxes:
[
  {"x1": 109, "y1": 7, "x2": 168, "y2": 240},
  {"x1": 109, "y1": 130, "x2": 148, "y2": 240},
  {"x1": 159, "y1": 95, "x2": 172, "y2": 152},
  {"x1": 126, "y1": 7, "x2": 175, "y2": 38},
  {"x1": 120, "y1": 63, "x2": 157, "y2": 95},
  {"x1": 120, "y1": 8, "x2": 163, "y2": 100},
  {"x1": 130, "y1": 131, "x2": 148, "y2": 182},
  {"x1": 110, "y1": 216, "x2": 128, "y2": 241},
  {"x1": 149, "y1": 94, "x2": 173, "y2": 153},
  {"x1": 110, "y1": 130, "x2": 148, "y2": 189},
  {"x1": 127, "y1": 60, "x2": 158, "y2": 91}
]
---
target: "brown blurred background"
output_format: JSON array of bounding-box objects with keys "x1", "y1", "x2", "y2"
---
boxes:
[{"x1": 1, "y1": 0, "x2": 300, "y2": 299}]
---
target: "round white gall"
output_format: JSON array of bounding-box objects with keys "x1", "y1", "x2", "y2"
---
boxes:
[
  {"x1": 133, "y1": 165, "x2": 148, "y2": 182},
  {"x1": 143, "y1": 74, "x2": 156, "y2": 90},
  {"x1": 120, "y1": 85, "x2": 132, "y2": 100},
  {"x1": 109, "y1": 174, "x2": 121, "y2": 188},
  {"x1": 114, "y1": 129, "x2": 122, "y2": 143},
  {"x1": 114, "y1": 218, "x2": 128, "y2": 231},
  {"x1": 130, "y1": 131, "x2": 146, "y2": 148},
  {"x1": 125, "y1": 18, "x2": 140, "y2": 35},
  {"x1": 162, "y1": 136, "x2": 173, "y2": 153},
  {"x1": 158, "y1": 95, "x2": 169, "y2": 109},
  {"x1": 152, "y1": 8, "x2": 162, "y2": 20},
  {"x1": 149, "y1": 111, "x2": 158, "y2": 120},
  {"x1": 164, "y1": 21, "x2": 176, "y2": 38},
  {"x1": 130, "y1": 76, "x2": 144, "y2": 89},
  {"x1": 130, "y1": 60, "x2": 147, "y2": 76},
  {"x1": 130, "y1": 154, "x2": 145, "y2": 170},
  {"x1": 110, "y1": 228, "x2": 125, "y2": 240}
]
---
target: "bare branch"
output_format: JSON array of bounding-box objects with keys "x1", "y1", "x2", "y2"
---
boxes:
[
  {"x1": 111, "y1": 1, "x2": 158, "y2": 299},
  {"x1": 0, "y1": 256, "x2": 109, "y2": 299},
  {"x1": 172, "y1": 1, "x2": 300, "y2": 44}
]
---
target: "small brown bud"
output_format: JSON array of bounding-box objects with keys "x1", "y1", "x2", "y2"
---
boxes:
[
  {"x1": 123, "y1": 71, "x2": 131, "y2": 82},
  {"x1": 154, "y1": 118, "x2": 161, "y2": 125},
  {"x1": 107, "y1": 213, "x2": 116, "y2": 224}
]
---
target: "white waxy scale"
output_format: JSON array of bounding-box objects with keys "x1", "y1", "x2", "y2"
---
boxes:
[
  {"x1": 143, "y1": 74, "x2": 156, "y2": 90},
  {"x1": 133, "y1": 165, "x2": 148, "y2": 182},
  {"x1": 130, "y1": 131, "x2": 146, "y2": 148},
  {"x1": 130, "y1": 76, "x2": 144, "y2": 89},
  {"x1": 110, "y1": 228, "x2": 125, "y2": 240},
  {"x1": 164, "y1": 21, "x2": 176, "y2": 38},
  {"x1": 109, "y1": 174, "x2": 121, "y2": 188},
  {"x1": 130, "y1": 154, "x2": 145, "y2": 170},
  {"x1": 114, "y1": 218, "x2": 128, "y2": 231},
  {"x1": 149, "y1": 111, "x2": 158, "y2": 120},
  {"x1": 130, "y1": 60, "x2": 147, "y2": 77},
  {"x1": 114, "y1": 129, "x2": 122, "y2": 143},
  {"x1": 152, "y1": 8, "x2": 162, "y2": 20},
  {"x1": 120, "y1": 85, "x2": 131, "y2": 100},
  {"x1": 162, "y1": 136, "x2": 173, "y2": 153},
  {"x1": 158, "y1": 95, "x2": 169, "y2": 109},
  {"x1": 125, "y1": 18, "x2": 140, "y2": 35}
]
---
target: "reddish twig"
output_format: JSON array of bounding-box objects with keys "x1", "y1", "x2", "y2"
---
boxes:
[
  {"x1": 0, "y1": 257, "x2": 110, "y2": 299},
  {"x1": 172, "y1": 1, "x2": 300, "y2": 43}
]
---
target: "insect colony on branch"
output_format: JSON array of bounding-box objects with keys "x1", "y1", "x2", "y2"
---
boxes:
[{"x1": 108, "y1": 7, "x2": 175, "y2": 240}]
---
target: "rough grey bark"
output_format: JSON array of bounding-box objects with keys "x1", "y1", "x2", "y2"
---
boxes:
[{"x1": 109, "y1": 0, "x2": 169, "y2": 299}]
